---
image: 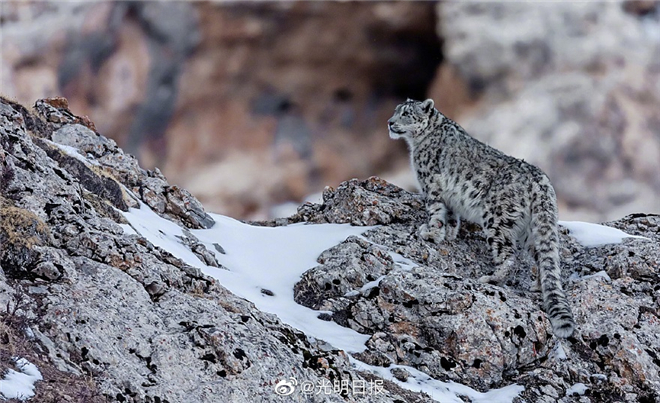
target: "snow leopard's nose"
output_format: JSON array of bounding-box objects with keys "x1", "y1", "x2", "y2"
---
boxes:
[{"x1": 387, "y1": 120, "x2": 393, "y2": 127}]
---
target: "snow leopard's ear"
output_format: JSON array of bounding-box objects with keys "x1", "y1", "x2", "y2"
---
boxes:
[{"x1": 421, "y1": 98, "x2": 434, "y2": 114}]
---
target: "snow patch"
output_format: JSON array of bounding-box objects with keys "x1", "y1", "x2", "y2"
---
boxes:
[
  {"x1": 0, "y1": 357, "x2": 43, "y2": 401},
  {"x1": 43, "y1": 139, "x2": 100, "y2": 166},
  {"x1": 122, "y1": 202, "x2": 206, "y2": 268},
  {"x1": 358, "y1": 236, "x2": 418, "y2": 271},
  {"x1": 566, "y1": 383, "x2": 588, "y2": 396},
  {"x1": 344, "y1": 275, "x2": 386, "y2": 297},
  {"x1": 351, "y1": 357, "x2": 524, "y2": 403},
  {"x1": 559, "y1": 221, "x2": 649, "y2": 248},
  {"x1": 388, "y1": 251, "x2": 417, "y2": 271},
  {"x1": 118, "y1": 223, "x2": 137, "y2": 236},
  {"x1": 571, "y1": 270, "x2": 612, "y2": 283},
  {"x1": 191, "y1": 213, "x2": 373, "y2": 353}
]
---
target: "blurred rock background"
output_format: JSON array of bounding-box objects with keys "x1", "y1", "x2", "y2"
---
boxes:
[{"x1": 2, "y1": 1, "x2": 659, "y2": 221}]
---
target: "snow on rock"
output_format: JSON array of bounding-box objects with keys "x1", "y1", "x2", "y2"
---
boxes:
[
  {"x1": 0, "y1": 358, "x2": 43, "y2": 401},
  {"x1": 350, "y1": 357, "x2": 525, "y2": 403},
  {"x1": 559, "y1": 220, "x2": 650, "y2": 247},
  {"x1": 565, "y1": 383, "x2": 588, "y2": 396},
  {"x1": 570, "y1": 270, "x2": 612, "y2": 283},
  {"x1": 124, "y1": 207, "x2": 373, "y2": 353}
]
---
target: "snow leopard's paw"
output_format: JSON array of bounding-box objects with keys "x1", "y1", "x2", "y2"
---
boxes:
[
  {"x1": 479, "y1": 259, "x2": 515, "y2": 285},
  {"x1": 445, "y1": 216, "x2": 460, "y2": 241},
  {"x1": 419, "y1": 222, "x2": 446, "y2": 244}
]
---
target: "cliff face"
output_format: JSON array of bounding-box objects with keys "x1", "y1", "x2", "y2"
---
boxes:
[
  {"x1": 1, "y1": 98, "x2": 659, "y2": 402},
  {"x1": 3, "y1": 2, "x2": 660, "y2": 221}
]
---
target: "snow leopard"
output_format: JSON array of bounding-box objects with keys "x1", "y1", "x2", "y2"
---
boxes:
[{"x1": 388, "y1": 98, "x2": 575, "y2": 338}]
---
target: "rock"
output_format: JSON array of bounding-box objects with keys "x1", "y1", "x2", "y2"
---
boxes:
[
  {"x1": 29, "y1": 100, "x2": 216, "y2": 229},
  {"x1": 390, "y1": 367, "x2": 410, "y2": 383},
  {"x1": 38, "y1": 135, "x2": 130, "y2": 211},
  {"x1": 293, "y1": 236, "x2": 395, "y2": 310},
  {"x1": 0, "y1": 204, "x2": 53, "y2": 279},
  {"x1": 292, "y1": 178, "x2": 660, "y2": 400},
  {"x1": 0, "y1": 97, "x2": 427, "y2": 402},
  {"x1": 293, "y1": 176, "x2": 426, "y2": 226},
  {"x1": 34, "y1": 98, "x2": 97, "y2": 132},
  {"x1": 179, "y1": 228, "x2": 222, "y2": 268}
]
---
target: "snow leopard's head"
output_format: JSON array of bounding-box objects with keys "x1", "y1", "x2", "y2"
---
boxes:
[{"x1": 387, "y1": 98, "x2": 436, "y2": 142}]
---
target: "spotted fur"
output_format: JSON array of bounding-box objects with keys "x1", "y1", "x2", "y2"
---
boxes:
[{"x1": 388, "y1": 98, "x2": 575, "y2": 338}]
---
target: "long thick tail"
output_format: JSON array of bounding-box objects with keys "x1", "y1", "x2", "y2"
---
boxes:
[{"x1": 531, "y1": 182, "x2": 575, "y2": 338}]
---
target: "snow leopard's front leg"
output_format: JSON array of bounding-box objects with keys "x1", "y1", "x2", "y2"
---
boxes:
[{"x1": 419, "y1": 181, "x2": 460, "y2": 242}]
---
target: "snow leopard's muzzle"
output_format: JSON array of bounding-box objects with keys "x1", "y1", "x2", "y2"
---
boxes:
[{"x1": 388, "y1": 119, "x2": 405, "y2": 139}]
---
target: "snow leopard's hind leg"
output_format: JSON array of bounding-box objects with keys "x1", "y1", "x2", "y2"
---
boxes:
[
  {"x1": 519, "y1": 224, "x2": 542, "y2": 292},
  {"x1": 479, "y1": 208, "x2": 520, "y2": 285}
]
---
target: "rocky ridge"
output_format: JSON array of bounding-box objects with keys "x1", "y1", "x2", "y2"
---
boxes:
[{"x1": 1, "y1": 97, "x2": 659, "y2": 402}]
